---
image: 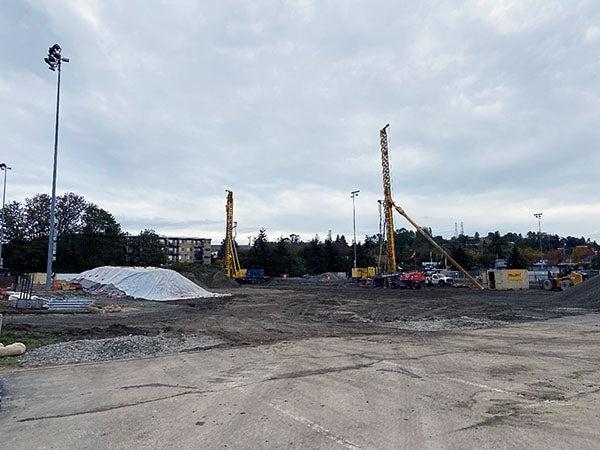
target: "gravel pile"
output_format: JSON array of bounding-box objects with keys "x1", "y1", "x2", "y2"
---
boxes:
[
  {"x1": 383, "y1": 317, "x2": 508, "y2": 331},
  {"x1": 551, "y1": 275, "x2": 600, "y2": 308},
  {"x1": 20, "y1": 334, "x2": 224, "y2": 366}
]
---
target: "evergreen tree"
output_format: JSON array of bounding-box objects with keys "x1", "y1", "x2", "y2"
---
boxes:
[
  {"x1": 272, "y1": 238, "x2": 293, "y2": 275},
  {"x1": 246, "y1": 228, "x2": 273, "y2": 274},
  {"x1": 301, "y1": 235, "x2": 325, "y2": 275},
  {"x1": 356, "y1": 236, "x2": 377, "y2": 268},
  {"x1": 323, "y1": 234, "x2": 342, "y2": 272},
  {"x1": 507, "y1": 245, "x2": 527, "y2": 269}
]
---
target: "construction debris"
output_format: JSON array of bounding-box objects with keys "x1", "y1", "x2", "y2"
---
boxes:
[
  {"x1": 7, "y1": 295, "x2": 45, "y2": 309},
  {"x1": 44, "y1": 297, "x2": 94, "y2": 311},
  {"x1": 313, "y1": 272, "x2": 347, "y2": 282},
  {"x1": 74, "y1": 266, "x2": 228, "y2": 301},
  {"x1": 20, "y1": 334, "x2": 222, "y2": 366},
  {"x1": 4, "y1": 293, "x2": 94, "y2": 312}
]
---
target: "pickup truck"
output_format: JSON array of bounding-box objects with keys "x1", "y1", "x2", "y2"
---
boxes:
[{"x1": 426, "y1": 273, "x2": 454, "y2": 287}]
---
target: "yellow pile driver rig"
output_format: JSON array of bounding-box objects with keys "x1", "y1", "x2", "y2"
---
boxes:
[
  {"x1": 224, "y1": 190, "x2": 244, "y2": 279},
  {"x1": 223, "y1": 190, "x2": 266, "y2": 283},
  {"x1": 377, "y1": 124, "x2": 484, "y2": 290}
]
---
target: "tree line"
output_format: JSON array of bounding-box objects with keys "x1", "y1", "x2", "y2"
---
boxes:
[
  {"x1": 2, "y1": 192, "x2": 598, "y2": 275},
  {"x1": 1, "y1": 193, "x2": 166, "y2": 273},
  {"x1": 231, "y1": 228, "x2": 600, "y2": 277}
]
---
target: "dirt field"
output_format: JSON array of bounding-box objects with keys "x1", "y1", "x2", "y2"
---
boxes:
[
  {"x1": 3, "y1": 283, "x2": 600, "y2": 448},
  {"x1": 2, "y1": 282, "x2": 595, "y2": 347},
  {"x1": 3, "y1": 314, "x2": 600, "y2": 448}
]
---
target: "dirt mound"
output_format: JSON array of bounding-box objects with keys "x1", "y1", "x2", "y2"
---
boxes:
[
  {"x1": 313, "y1": 272, "x2": 348, "y2": 282},
  {"x1": 181, "y1": 265, "x2": 239, "y2": 289},
  {"x1": 551, "y1": 275, "x2": 600, "y2": 308}
]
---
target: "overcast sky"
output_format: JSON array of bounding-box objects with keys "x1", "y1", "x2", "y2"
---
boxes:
[{"x1": 2, "y1": 0, "x2": 599, "y2": 243}]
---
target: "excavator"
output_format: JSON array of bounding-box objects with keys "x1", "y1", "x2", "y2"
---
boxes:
[{"x1": 376, "y1": 124, "x2": 484, "y2": 290}]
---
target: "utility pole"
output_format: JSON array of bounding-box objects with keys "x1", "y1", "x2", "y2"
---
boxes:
[
  {"x1": 534, "y1": 212, "x2": 543, "y2": 269},
  {"x1": 44, "y1": 44, "x2": 69, "y2": 289},
  {"x1": 351, "y1": 190, "x2": 360, "y2": 268},
  {"x1": 0, "y1": 163, "x2": 11, "y2": 269}
]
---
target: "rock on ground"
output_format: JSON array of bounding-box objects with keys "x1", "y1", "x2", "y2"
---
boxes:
[{"x1": 20, "y1": 334, "x2": 224, "y2": 366}]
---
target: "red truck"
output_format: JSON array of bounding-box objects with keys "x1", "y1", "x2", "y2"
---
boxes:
[{"x1": 373, "y1": 271, "x2": 426, "y2": 289}]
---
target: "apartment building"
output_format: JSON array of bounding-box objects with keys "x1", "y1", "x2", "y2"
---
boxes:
[{"x1": 160, "y1": 237, "x2": 212, "y2": 264}]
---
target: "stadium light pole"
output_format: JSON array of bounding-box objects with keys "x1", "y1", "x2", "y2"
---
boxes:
[
  {"x1": 351, "y1": 190, "x2": 360, "y2": 269},
  {"x1": 44, "y1": 44, "x2": 69, "y2": 289},
  {"x1": 534, "y1": 212, "x2": 543, "y2": 269},
  {"x1": 0, "y1": 163, "x2": 12, "y2": 269}
]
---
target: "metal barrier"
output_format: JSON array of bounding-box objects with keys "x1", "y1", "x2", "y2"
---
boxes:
[{"x1": 18, "y1": 273, "x2": 34, "y2": 300}]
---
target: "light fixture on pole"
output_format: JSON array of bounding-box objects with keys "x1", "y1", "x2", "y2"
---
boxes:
[
  {"x1": 534, "y1": 212, "x2": 543, "y2": 269},
  {"x1": 351, "y1": 190, "x2": 360, "y2": 268},
  {"x1": 0, "y1": 163, "x2": 12, "y2": 269},
  {"x1": 44, "y1": 44, "x2": 69, "y2": 289}
]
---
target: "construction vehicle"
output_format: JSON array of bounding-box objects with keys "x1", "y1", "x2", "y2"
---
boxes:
[
  {"x1": 376, "y1": 124, "x2": 484, "y2": 290},
  {"x1": 370, "y1": 271, "x2": 425, "y2": 289},
  {"x1": 223, "y1": 190, "x2": 266, "y2": 284},
  {"x1": 351, "y1": 267, "x2": 379, "y2": 280},
  {"x1": 399, "y1": 271, "x2": 426, "y2": 289},
  {"x1": 426, "y1": 272, "x2": 454, "y2": 287},
  {"x1": 542, "y1": 264, "x2": 585, "y2": 291}
]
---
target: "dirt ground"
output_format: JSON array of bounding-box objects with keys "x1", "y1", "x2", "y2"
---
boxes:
[
  {"x1": 3, "y1": 314, "x2": 600, "y2": 448},
  {"x1": 3, "y1": 283, "x2": 600, "y2": 448},
  {"x1": 2, "y1": 282, "x2": 595, "y2": 347}
]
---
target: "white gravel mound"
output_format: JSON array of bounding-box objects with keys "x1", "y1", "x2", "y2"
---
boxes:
[{"x1": 75, "y1": 266, "x2": 227, "y2": 301}]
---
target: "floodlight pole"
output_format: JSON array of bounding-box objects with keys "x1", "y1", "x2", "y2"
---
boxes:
[
  {"x1": 351, "y1": 190, "x2": 360, "y2": 268},
  {"x1": 0, "y1": 164, "x2": 11, "y2": 268},
  {"x1": 534, "y1": 212, "x2": 543, "y2": 270},
  {"x1": 45, "y1": 45, "x2": 68, "y2": 289}
]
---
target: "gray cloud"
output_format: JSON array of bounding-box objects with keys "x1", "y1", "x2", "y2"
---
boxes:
[{"x1": 1, "y1": 0, "x2": 599, "y2": 243}]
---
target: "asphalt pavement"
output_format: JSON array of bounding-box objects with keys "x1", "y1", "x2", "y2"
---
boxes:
[{"x1": 1, "y1": 314, "x2": 599, "y2": 449}]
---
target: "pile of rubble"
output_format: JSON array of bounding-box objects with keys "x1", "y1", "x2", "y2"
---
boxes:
[{"x1": 21, "y1": 334, "x2": 224, "y2": 366}]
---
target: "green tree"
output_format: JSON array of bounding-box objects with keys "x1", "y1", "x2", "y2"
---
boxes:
[
  {"x1": 24, "y1": 194, "x2": 51, "y2": 240},
  {"x1": 129, "y1": 229, "x2": 167, "y2": 266},
  {"x1": 450, "y1": 245, "x2": 473, "y2": 270},
  {"x1": 75, "y1": 204, "x2": 125, "y2": 270},
  {"x1": 356, "y1": 236, "x2": 377, "y2": 268},
  {"x1": 323, "y1": 234, "x2": 342, "y2": 272},
  {"x1": 334, "y1": 234, "x2": 351, "y2": 270},
  {"x1": 56, "y1": 193, "x2": 87, "y2": 236},
  {"x1": 507, "y1": 246, "x2": 527, "y2": 269},
  {"x1": 272, "y1": 238, "x2": 293, "y2": 275},
  {"x1": 2, "y1": 201, "x2": 27, "y2": 242},
  {"x1": 301, "y1": 235, "x2": 325, "y2": 275},
  {"x1": 246, "y1": 228, "x2": 273, "y2": 274}
]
